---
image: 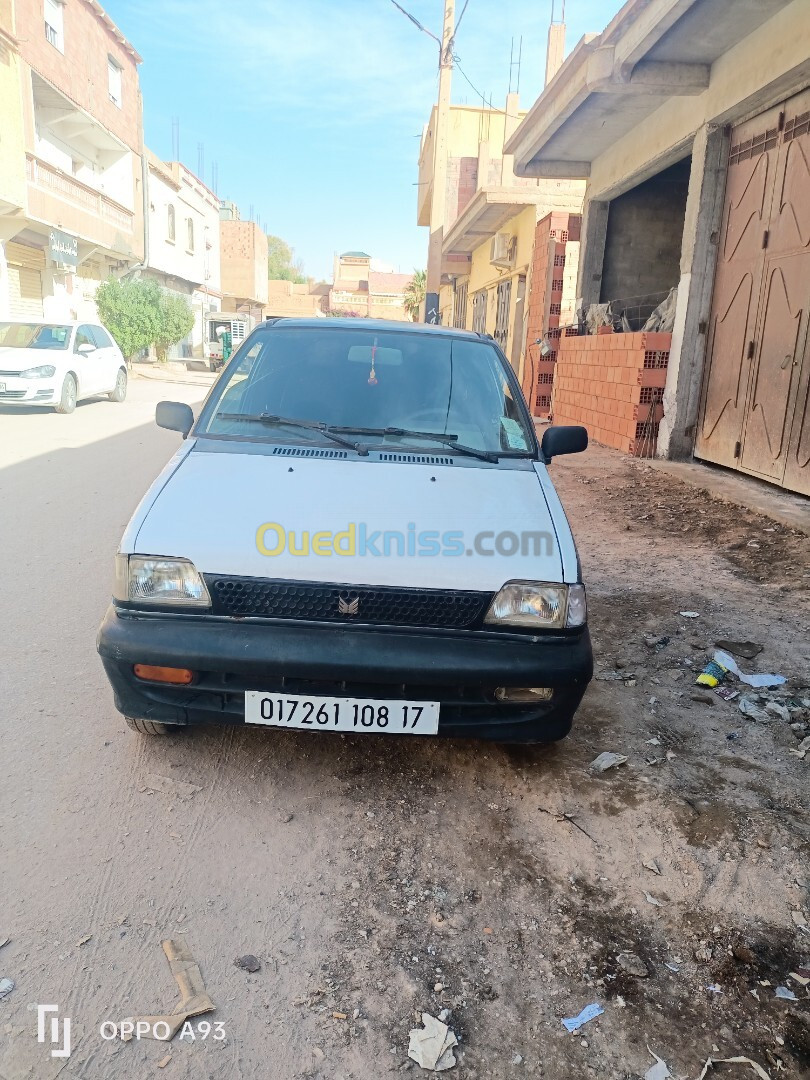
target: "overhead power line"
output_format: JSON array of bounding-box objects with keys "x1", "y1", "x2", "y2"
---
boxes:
[{"x1": 388, "y1": 0, "x2": 441, "y2": 49}]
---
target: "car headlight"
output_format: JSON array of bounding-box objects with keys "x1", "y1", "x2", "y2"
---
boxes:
[
  {"x1": 18, "y1": 365, "x2": 56, "y2": 378},
  {"x1": 484, "y1": 582, "x2": 586, "y2": 629},
  {"x1": 113, "y1": 554, "x2": 211, "y2": 607}
]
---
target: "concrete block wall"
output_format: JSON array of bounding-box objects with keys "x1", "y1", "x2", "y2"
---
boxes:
[
  {"x1": 552, "y1": 331, "x2": 672, "y2": 457},
  {"x1": 456, "y1": 157, "x2": 478, "y2": 220}
]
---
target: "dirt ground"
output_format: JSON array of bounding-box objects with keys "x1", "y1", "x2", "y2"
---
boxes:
[{"x1": 1, "y1": 392, "x2": 808, "y2": 1080}]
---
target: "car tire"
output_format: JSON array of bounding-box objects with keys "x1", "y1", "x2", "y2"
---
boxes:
[
  {"x1": 108, "y1": 367, "x2": 127, "y2": 402},
  {"x1": 124, "y1": 716, "x2": 176, "y2": 736},
  {"x1": 55, "y1": 373, "x2": 77, "y2": 414}
]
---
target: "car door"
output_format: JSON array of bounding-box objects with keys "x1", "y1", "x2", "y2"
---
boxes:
[
  {"x1": 73, "y1": 324, "x2": 103, "y2": 398},
  {"x1": 90, "y1": 325, "x2": 120, "y2": 392}
]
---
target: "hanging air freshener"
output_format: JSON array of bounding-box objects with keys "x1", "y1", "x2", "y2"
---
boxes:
[{"x1": 368, "y1": 337, "x2": 378, "y2": 385}]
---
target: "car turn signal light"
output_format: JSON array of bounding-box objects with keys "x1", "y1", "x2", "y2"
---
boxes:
[{"x1": 133, "y1": 664, "x2": 194, "y2": 684}]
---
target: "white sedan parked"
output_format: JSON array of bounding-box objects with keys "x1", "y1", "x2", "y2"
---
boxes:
[{"x1": 0, "y1": 320, "x2": 128, "y2": 413}]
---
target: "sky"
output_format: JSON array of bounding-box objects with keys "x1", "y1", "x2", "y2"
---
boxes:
[{"x1": 104, "y1": 0, "x2": 610, "y2": 282}]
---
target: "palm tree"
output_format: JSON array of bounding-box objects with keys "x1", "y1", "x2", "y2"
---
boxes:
[{"x1": 403, "y1": 269, "x2": 427, "y2": 321}]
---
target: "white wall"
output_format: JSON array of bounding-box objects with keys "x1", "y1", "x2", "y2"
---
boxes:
[
  {"x1": 34, "y1": 128, "x2": 134, "y2": 209},
  {"x1": 146, "y1": 161, "x2": 221, "y2": 293}
]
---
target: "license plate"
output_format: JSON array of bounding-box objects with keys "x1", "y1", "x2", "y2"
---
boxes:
[
  {"x1": 0, "y1": 383, "x2": 5, "y2": 393},
  {"x1": 245, "y1": 692, "x2": 440, "y2": 735}
]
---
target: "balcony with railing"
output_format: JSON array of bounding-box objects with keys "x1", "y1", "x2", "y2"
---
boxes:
[{"x1": 26, "y1": 154, "x2": 134, "y2": 233}]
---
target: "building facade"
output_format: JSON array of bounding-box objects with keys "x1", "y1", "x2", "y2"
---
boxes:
[
  {"x1": 328, "y1": 252, "x2": 412, "y2": 320},
  {"x1": 144, "y1": 150, "x2": 221, "y2": 358},
  {"x1": 507, "y1": 0, "x2": 810, "y2": 494},
  {"x1": 220, "y1": 217, "x2": 268, "y2": 320},
  {"x1": 265, "y1": 278, "x2": 328, "y2": 319},
  {"x1": 418, "y1": 94, "x2": 584, "y2": 373},
  {"x1": 0, "y1": 0, "x2": 144, "y2": 321}
]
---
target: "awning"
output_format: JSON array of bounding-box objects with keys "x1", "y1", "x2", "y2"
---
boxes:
[
  {"x1": 505, "y1": 0, "x2": 796, "y2": 178},
  {"x1": 442, "y1": 188, "x2": 549, "y2": 256}
]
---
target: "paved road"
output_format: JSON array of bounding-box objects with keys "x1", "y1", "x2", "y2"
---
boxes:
[{"x1": 0, "y1": 378, "x2": 807, "y2": 1079}]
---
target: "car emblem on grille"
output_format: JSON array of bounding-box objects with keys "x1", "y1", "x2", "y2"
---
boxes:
[{"x1": 337, "y1": 595, "x2": 360, "y2": 616}]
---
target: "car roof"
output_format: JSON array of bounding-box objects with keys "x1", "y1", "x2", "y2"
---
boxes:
[{"x1": 255, "y1": 317, "x2": 486, "y2": 340}]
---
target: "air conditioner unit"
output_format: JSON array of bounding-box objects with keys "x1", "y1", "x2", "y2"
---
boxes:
[{"x1": 490, "y1": 232, "x2": 516, "y2": 269}]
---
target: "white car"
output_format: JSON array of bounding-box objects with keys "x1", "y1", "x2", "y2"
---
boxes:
[
  {"x1": 0, "y1": 320, "x2": 128, "y2": 413},
  {"x1": 98, "y1": 319, "x2": 592, "y2": 744}
]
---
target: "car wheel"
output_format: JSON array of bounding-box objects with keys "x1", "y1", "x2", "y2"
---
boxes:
[
  {"x1": 55, "y1": 373, "x2": 77, "y2": 414},
  {"x1": 124, "y1": 716, "x2": 176, "y2": 736},
  {"x1": 108, "y1": 367, "x2": 127, "y2": 402}
]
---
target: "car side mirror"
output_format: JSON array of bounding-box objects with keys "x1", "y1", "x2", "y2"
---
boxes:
[
  {"x1": 541, "y1": 425, "x2": 588, "y2": 462},
  {"x1": 156, "y1": 400, "x2": 194, "y2": 438},
  {"x1": 77, "y1": 342, "x2": 95, "y2": 355}
]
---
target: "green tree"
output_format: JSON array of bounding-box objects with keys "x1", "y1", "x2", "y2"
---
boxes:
[
  {"x1": 95, "y1": 277, "x2": 162, "y2": 360},
  {"x1": 267, "y1": 234, "x2": 307, "y2": 283},
  {"x1": 403, "y1": 269, "x2": 426, "y2": 321},
  {"x1": 155, "y1": 292, "x2": 195, "y2": 362}
]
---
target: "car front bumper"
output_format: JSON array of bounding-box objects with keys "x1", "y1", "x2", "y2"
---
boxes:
[
  {"x1": 97, "y1": 605, "x2": 593, "y2": 743},
  {"x1": 0, "y1": 377, "x2": 57, "y2": 404}
]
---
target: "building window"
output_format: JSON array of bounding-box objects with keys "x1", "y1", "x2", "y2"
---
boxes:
[
  {"x1": 108, "y1": 57, "x2": 123, "y2": 108},
  {"x1": 494, "y1": 279, "x2": 512, "y2": 349},
  {"x1": 167, "y1": 205, "x2": 176, "y2": 242},
  {"x1": 44, "y1": 0, "x2": 64, "y2": 52},
  {"x1": 187, "y1": 218, "x2": 194, "y2": 252},
  {"x1": 453, "y1": 281, "x2": 468, "y2": 330},
  {"x1": 472, "y1": 290, "x2": 487, "y2": 334}
]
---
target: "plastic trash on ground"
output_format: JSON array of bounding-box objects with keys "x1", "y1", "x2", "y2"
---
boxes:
[
  {"x1": 695, "y1": 1056, "x2": 771, "y2": 1080},
  {"x1": 697, "y1": 659, "x2": 730, "y2": 688},
  {"x1": 714, "y1": 650, "x2": 785, "y2": 689},
  {"x1": 589, "y1": 752, "x2": 628, "y2": 773},
  {"x1": 644, "y1": 1047, "x2": 672, "y2": 1080},
  {"x1": 561, "y1": 1002, "x2": 604, "y2": 1032},
  {"x1": 408, "y1": 1013, "x2": 458, "y2": 1072},
  {"x1": 120, "y1": 939, "x2": 215, "y2": 1042}
]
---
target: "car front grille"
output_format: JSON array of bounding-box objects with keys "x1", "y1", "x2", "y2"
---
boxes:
[
  {"x1": 205, "y1": 576, "x2": 493, "y2": 630},
  {"x1": 0, "y1": 390, "x2": 26, "y2": 399}
]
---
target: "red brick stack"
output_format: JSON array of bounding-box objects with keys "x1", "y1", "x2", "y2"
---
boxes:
[
  {"x1": 523, "y1": 212, "x2": 581, "y2": 418},
  {"x1": 552, "y1": 331, "x2": 671, "y2": 456}
]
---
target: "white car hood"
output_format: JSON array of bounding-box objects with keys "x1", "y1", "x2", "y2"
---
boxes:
[
  {"x1": 130, "y1": 444, "x2": 564, "y2": 591},
  {"x1": 0, "y1": 346, "x2": 58, "y2": 372}
]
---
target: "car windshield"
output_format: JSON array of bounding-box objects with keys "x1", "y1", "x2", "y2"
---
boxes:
[
  {"x1": 200, "y1": 327, "x2": 534, "y2": 456},
  {"x1": 0, "y1": 323, "x2": 71, "y2": 351}
]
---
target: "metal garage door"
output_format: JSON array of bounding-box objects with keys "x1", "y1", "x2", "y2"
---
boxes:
[
  {"x1": 696, "y1": 89, "x2": 810, "y2": 495},
  {"x1": 8, "y1": 265, "x2": 44, "y2": 319}
]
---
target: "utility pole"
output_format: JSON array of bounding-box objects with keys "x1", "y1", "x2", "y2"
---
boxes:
[{"x1": 425, "y1": 0, "x2": 455, "y2": 324}]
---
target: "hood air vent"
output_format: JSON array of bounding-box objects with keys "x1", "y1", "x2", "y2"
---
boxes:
[
  {"x1": 376, "y1": 453, "x2": 455, "y2": 465},
  {"x1": 272, "y1": 446, "x2": 349, "y2": 459}
]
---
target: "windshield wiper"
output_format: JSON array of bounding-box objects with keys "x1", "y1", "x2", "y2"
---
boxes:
[
  {"x1": 215, "y1": 412, "x2": 368, "y2": 455},
  {"x1": 328, "y1": 424, "x2": 459, "y2": 442},
  {"x1": 331, "y1": 424, "x2": 500, "y2": 464},
  {"x1": 367, "y1": 430, "x2": 499, "y2": 464}
]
